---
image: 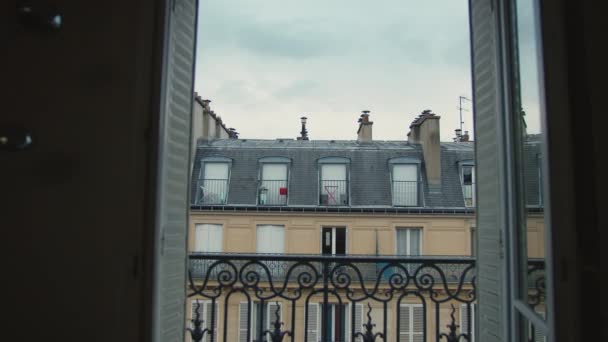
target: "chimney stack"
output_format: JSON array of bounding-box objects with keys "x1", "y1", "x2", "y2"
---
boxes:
[
  {"x1": 357, "y1": 110, "x2": 373, "y2": 143},
  {"x1": 297, "y1": 116, "x2": 309, "y2": 140},
  {"x1": 462, "y1": 131, "x2": 470, "y2": 142},
  {"x1": 407, "y1": 109, "x2": 442, "y2": 188}
]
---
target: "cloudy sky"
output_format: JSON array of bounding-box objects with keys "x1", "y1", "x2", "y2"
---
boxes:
[{"x1": 194, "y1": 0, "x2": 541, "y2": 140}]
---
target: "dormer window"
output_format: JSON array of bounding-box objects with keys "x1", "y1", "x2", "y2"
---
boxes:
[
  {"x1": 389, "y1": 157, "x2": 421, "y2": 206},
  {"x1": 461, "y1": 164, "x2": 475, "y2": 207},
  {"x1": 258, "y1": 157, "x2": 290, "y2": 205},
  {"x1": 318, "y1": 157, "x2": 350, "y2": 206},
  {"x1": 195, "y1": 157, "x2": 231, "y2": 205}
]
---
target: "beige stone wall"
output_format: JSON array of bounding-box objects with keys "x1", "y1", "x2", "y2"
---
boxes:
[
  {"x1": 186, "y1": 210, "x2": 545, "y2": 341},
  {"x1": 188, "y1": 212, "x2": 479, "y2": 256}
]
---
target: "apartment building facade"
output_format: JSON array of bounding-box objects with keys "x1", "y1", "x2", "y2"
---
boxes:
[{"x1": 186, "y1": 112, "x2": 545, "y2": 342}]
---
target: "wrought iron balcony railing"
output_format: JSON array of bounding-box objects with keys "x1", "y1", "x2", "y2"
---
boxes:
[
  {"x1": 194, "y1": 179, "x2": 229, "y2": 205},
  {"x1": 391, "y1": 181, "x2": 420, "y2": 206},
  {"x1": 319, "y1": 180, "x2": 349, "y2": 206},
  {"x1": 258, "y1": 180, "x2": 288, "y2": 205},
  {"x1": 187, "y1": 253, "x2": 480, "y2": 342}
]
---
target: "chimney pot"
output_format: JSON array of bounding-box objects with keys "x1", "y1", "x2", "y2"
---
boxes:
[{"x1": 357, "y1": 110, "x2": 373, "y2": 143}]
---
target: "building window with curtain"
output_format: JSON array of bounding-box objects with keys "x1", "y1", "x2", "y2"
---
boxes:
[
  {"x1": 319, "y1": 163, "x2": 349, "y2": 206},
  {"x1": 194, "y1": 224, "x2": 223, "y2": 252},
  {"x1": 461, "y1": 165, "x2": 475, "y2": 207},
  {"x1": 195, "y1": 159, "x2": 231, "y2": 205},
  {"x1": 258, "y1": 163, "x2": 288, "y2": 205},
  {"x1": 396, "y1": 228, "x2": 421, "y2": 256},
  {"x1": 256, "y1": 225, "x2": 285, "y2": 279},
  {"x1": 391, "y1": 164, "x2": 420, "y2": 206}
]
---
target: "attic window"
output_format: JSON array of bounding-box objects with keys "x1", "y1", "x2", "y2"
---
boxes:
[
  {"x1": 318, "y1": 157, "x2": 349, "y2": 206},
  {"x1": 389, "y1": 157, "x2": 421, "y2": 207},
  {"x1": 195, "y1": 157, "x2": 232, "y2": 205},
  {"x1": 461, "y1": 165, "x2": 475, "y2": 207},
  {"x1": 258, "y1": 160, "x2": 289, "y2": 206}
]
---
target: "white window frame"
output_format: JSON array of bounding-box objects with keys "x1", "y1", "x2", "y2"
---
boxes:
[
  {"x1": 320, "y1": 226, "x2": 348, "y2": 255},
  {"x1": 390, "y1": 163, "x2": 420, "y2": 207},
  {"x1": 460, "y1": 303, "x2": 477, "y2": 342},
  {"x1": 258, "y1": 162, "x2": 289, "y2": 206},
  {"x1": 395, "y1": 228, "x2": 422, "y2": 256},
  {"x1": 318, "y1": 158, "x2": 350, "y2": 206},
  {"x1": 461, "y1": 164, "x2": 476, "y2": 207},
  {"x1": 197, "y1": 159, "x2": 231, "y2": 205}
]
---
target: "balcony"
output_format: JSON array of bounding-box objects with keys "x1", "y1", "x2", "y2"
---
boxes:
[
  {"x1": 319, "y1": 180, "x2": 349, "y2": 206},
  {"x1": 194, "y1": 179, "x2": 229, "y2": 205},
  {"x1": 187, "y1": 253, "x2": 480, "y2": 342},
  {"x1": 391, "y1": 181, "x2": 419, "y2": 206},
  {"x1": 258, "y1": 180, "x2": 288, "y2": 205}
]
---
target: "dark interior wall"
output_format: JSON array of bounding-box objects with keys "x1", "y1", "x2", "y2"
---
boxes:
[
  {"x1": 540, "y1": 0, "x2": 601, "y2": 341},
  {"x1": 3, "y1": 1, "x2": 164, "y2": 340}
]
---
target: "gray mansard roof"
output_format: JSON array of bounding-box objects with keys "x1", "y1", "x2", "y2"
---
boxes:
[{"x1": 190, "y1": 138, "x2": 542, "y2": 210}]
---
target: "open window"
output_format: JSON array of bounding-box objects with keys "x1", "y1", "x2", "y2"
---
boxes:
[
  {"x1": 321, "y1": 227, "x2": 347, "y2": 255},
  {"x1": 459, "y1": 161, "x2": 476, "y2": 207}
]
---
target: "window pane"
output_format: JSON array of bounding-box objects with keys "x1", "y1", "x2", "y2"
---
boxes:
[
  {"x1": 321, "y1": 164, "x2": 346, "y2": 180},
  {"x1": 262, "y1": 164, "x2": 287, "y2": 180},
  {"x1": 512, "y1": 0, "x2": 548, "y2": 317},
  {"x1": 393, "y1": 164, "x2": 417, "y2": 181},
  {"x1": 320, "y1": 164, "x2": 348, "y2": 205},
  {"x1": 393, "y1": 164, "x2": 418, "y2": 206},
  {"x1": 204, "y1": 162, "x2": 229, "y2": 179},
  {"x1": 462, "y1": 166, "x2": 473, "y2": 185},
  {"x1": 409, "y1": 229, "x2": 421, "y2": 256},
  {"x1": 396, "y1": 229, "x2": 408, "y2": 255},
  {"x1": 260, "y1": 164, "x2": 288, "y2": 205},
  {"x1": 200, "y1": 163, "x2": 229, "y2": 204}
]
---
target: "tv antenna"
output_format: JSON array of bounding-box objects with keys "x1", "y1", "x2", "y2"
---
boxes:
[{"x1": 458, "y1": 96, "x2": 471, "y2": 133}]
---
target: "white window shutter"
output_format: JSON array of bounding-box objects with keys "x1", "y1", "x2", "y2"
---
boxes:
[
  {"x1": 412, "y1": 305, "x2": 423, "y2": 342},
  {"x1": 399, "y1": 305, "x2": 410, "y2": 341},
  {"x1": 267, "y1": 302, "x2": 282, "y2": 328},
  {"x1": 238, "y1": 303, "x2": 249, "y2": 342},
  {"x1": 354, "y1": 304, "x2": 363, "y2": 341},
  {"x1": 470, "y1": 0, "x2": 505, "y2": 340},
  {"x1": 189, "y1": 301, "x2": 200, "y2": 342},
  {"x1": 204, "y1": 302, "x2": 218, "y2": 342},
  {"x1": 534, "y1": 311, "x2": 546, "y2": 342},
  {"x1": 460, "y1": 303, "x2": 476, "y2": 342},
  {"x1": 152, "y1": 0, "x2": 197, "y2": 341},
  {"x1": 306, "y1": 303, "x2": 319, "y2": 342}
]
